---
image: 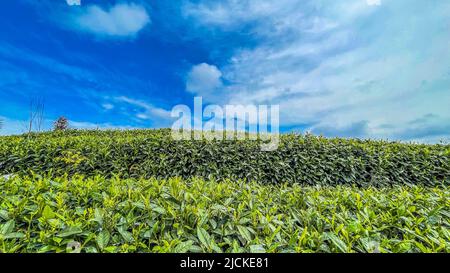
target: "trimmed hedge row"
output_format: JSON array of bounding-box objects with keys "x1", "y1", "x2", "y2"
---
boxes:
[{"x1": 0, "y1": 129, "x2": 449, "y2": 186}]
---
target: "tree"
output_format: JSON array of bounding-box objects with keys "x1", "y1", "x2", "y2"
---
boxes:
[{"x1": 53, "y1": 116, "x2": 69, "y2": 131}]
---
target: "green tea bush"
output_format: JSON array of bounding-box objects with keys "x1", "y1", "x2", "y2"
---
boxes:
[
  {"x1": 0, "y1": 175, "x2": 449, "y2": 253},
  {"x1": 0, "y1": 129, "x2": 449, "y2": 186}
]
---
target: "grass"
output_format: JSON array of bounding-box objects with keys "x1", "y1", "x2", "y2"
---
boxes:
[{"x1": 1, "y1": 175, "x2": 449, "y2": 253}]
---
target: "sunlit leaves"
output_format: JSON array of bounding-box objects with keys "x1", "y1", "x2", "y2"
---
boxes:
[
  {"x1": 57, "y1": 227, "x2": 82, "y2": 238},
  {"x1": 0, "y1": 175, "x2": 449, "y2": 253},
  {"x1": 1, "y1": 220, "x2": 15, "y2": 235},
  {"x1": 96, "y1": 230, "x2": 110, "y2": 250},
  {"x1": 0, "y1": 129, "x2": 448, "y2": 186}
]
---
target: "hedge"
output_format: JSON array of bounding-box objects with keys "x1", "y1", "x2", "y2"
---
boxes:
[{"x1": 0, "y1": 129, "x2": 449, "y2": 186}]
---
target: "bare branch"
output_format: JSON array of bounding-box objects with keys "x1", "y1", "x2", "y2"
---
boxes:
[{"x1": 27, "y1": 96, "x2": 46, "y2": 134}]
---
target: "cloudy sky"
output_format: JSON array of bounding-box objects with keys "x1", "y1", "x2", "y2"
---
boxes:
[{"x1": 0, "y1": 0, "x2": 449, "y2": 142}]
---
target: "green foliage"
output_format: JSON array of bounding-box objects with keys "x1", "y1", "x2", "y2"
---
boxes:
[
  {"x1": 0, "y1": 175, "x2": 449, "y2": 253},
  {"x1": 0, "y1": 129, "x2": 449, "y2": 186}
]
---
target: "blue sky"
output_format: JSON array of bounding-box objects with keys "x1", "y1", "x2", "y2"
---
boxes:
[{"x1": 0, "y1": 0, "x2": 449, "y2": 143}]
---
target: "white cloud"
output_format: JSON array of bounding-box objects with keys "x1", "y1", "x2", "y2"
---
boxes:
[
  {"x1": 186, "y1": 63, "x2": 223, "y2": 96},
  {"x1": 115, "y1": 96, "x2": 172, "y2": 121},
  {"x1": 74, "y1": 3, "x2": 150, "y2": 37},
  {"x1": 101, "y1": 103, "x2": 114, "y2": 110},
  {"x1": 66, "y1": 0, "x2": 81, "y2": 6},
  {"x1": 183, "y1": 0, "x2": 305, "y2": 32},
  {"x1": 183, "y1": 0, "x2": 450, "y2": 142},
  {"x1": 0, "y1": 116, "x2": 27, "y2": 136},
  {"x1": 0, "y1": 115, "x2": 142, "y2": 136},
  {"x1": 69, "y1": 120, "x2": 139, "y2": 130},
  {"x1": 366, "y1": 0, "x2": 381, "y2": 6}
]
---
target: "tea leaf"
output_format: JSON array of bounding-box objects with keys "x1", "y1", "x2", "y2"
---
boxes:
[{"x1": 96, "y1": 230, "x2": 110, "y2": 250}]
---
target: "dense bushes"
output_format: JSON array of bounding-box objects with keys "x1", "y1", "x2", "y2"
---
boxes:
[
  {"x1": 0, "y1": 175, "x2": 449, "y2": 253},
  {"x1": 1, "y1": 130, "x2": 449, "y2": 253},
  {"x1": 0, "y1": 129, "x2": 449, "y2": 186}
]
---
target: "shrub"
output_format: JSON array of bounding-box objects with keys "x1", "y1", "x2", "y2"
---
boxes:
[
  {"x1": 0, "y1": 175, "x2": 449, "y2": 253},
  {"x1": 0, "y1": 129, "x2": 449, "y2": 186}
]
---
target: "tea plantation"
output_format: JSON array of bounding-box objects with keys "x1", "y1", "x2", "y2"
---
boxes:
[
  {"x1": 0, "y1": 129, "x2": 449, "y2": 253},
  {"x1": 1, "y1": 129, "x2": 449, "y2": 186}
]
